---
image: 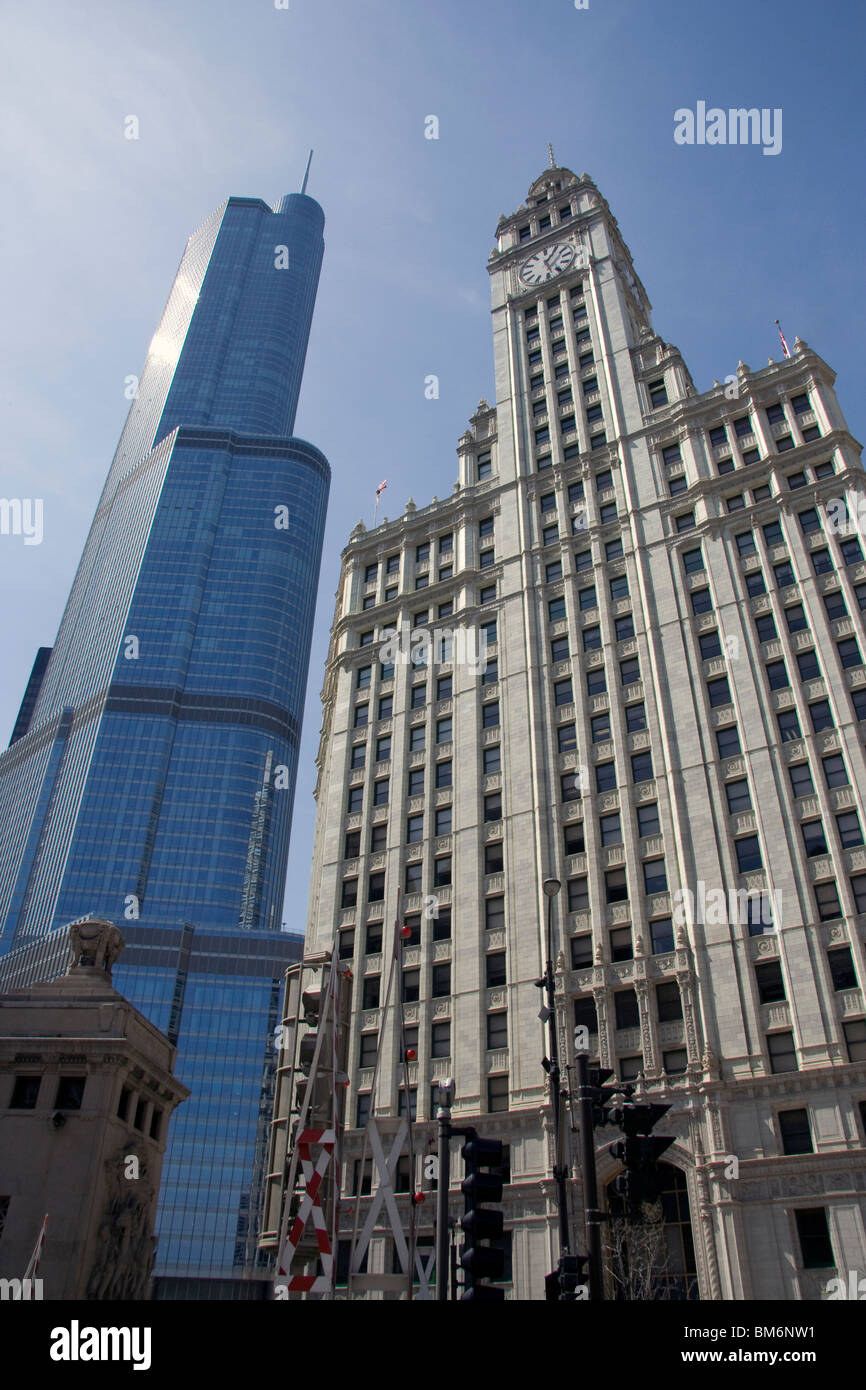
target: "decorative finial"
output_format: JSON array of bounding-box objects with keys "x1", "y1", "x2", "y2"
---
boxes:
[{"x1": 548, "y1": 143, "x2": 556, "y2": 169}]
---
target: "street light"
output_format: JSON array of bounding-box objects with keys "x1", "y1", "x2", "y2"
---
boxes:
[{"x1": 537, "y1": 875, "x2": 570, "y2": 1265}]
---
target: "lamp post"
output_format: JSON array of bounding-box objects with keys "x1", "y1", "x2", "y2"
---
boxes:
[{"x1": 540, "y1": 876, "x2": 570, "y2": 1259}]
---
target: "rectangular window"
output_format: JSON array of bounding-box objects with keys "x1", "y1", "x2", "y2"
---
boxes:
[
  {"x1": 433, "y1": 857, "x2": 451, "y2": 887},
  {"x1": 568, "y1": 876, "x2": 589, "y2": 912},
  {"x1": 656, "y1": 982, "x2": 682, "y2": 1023},
  {"x1": 485, "y1": 842, "x2": 504, "y2": 875},
  {"x1": 637, "y1": 803, "x2": 660, "y2": 837},
  {"x1": 571, "y1": 934, "x2": 593, "y2": 968},
  {"x1": 10, "y1": 1076, "x2": 41, "y2": 1109},
  {"x1": 794, "y1": 1209, "x2": 834, "y2": 1269},
  {"x1": 631, "y1": 752, "x2": 654, "y2": 783},
  {"x1": 485, "y1": 896, "x2": 505, "y2": 931},
  {"x1": 596, "y1": 761, "x2": 617, "y2": 792},
  {"x1": 600, "y1": 812, "x2": 622, "y2": 846},
  {"x1": 768, "y1": 1030, "x2": 797, "y2": 1073},
  {"x1": 828, "y1": 946, "x2": 858, "y2": 991},
  {"x1": 368, "y1": 871, "x2": 385, "y2": 903},
  {"x1": 651, "y1": 918, "x2": 674, "y2": 954},
  {"x1": 487, "y1": 1075, "x2": 509, "y2": 1113},
  {"x1": 606, "y1": 868, "x2": 628, "y2": 903},
  {"x1": 485, "y1": 953, "x2": 506, "y2": 988},
  {"x1": 735, "y1": 835, "x2": 762, "y2": 872},
  {"x1": 432, "y1": 963, "x2": 451, "y2": 997},
  {"x1": 483, "y1": 746, "x2": 501, "y2": 774},
  {"x1": 362, "y1": 977, "x2": 381, "y2": 1010},
  {"x1": 563, "y1": 822, "x2": 585, "y2": 855},
  {"x1": 614, "y1": 989, "x2": 639, "y2": 1029},
  {"x1": 814, "y1": 880, "x2": 842, "y2": 921},
  {"x1": 610, "y1": 927, "x2": 633, "y2": 962},
  {"x1": 755, "y1": 960, "x2": 786, "y2": 1004},
  {"x1": 843, "y1": 1018, "x2": 866, "y2": 1061},
  {"x1": 486, "y1": 1013, "x2": 508, "y2": 1051}
]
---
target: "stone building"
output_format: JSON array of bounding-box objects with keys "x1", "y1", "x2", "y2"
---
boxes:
[
  {"x1": 0, "y1": 919, "x2": 188, "y2": 1299},
  {"x1": 302, "y1": 160, "x2": 866, "y2": 1299}
]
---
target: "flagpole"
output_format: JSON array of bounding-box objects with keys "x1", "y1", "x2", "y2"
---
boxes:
[{"x1": 774, "y1": 318, "x2": 791, "y2": 359}]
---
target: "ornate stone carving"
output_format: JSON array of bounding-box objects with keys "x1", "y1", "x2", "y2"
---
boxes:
[
  {"x1": 87, "y1": 1142, "x2": 157, "y2": 1300},
  {"x1": 68, "y1": 918, "x2": 124, "y2": 978}
]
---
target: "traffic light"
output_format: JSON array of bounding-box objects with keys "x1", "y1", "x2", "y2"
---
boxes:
[
  {"x1": 581, "y1": 1067, "x2": 635, "y2": 1127},
  {"x1": 460, "y1": 1131, "x2": 505, "y2": 1301},
  {"x1": 608, "y1": 1103, "x2": 674, "y2": 1218},
  {"x1": 545, "y1": 1253, "x2": 589, "y2": 1301}
]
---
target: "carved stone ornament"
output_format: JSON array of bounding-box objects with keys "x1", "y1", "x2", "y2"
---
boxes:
[
  {"x1": 86, "y1": 1142, "x2": 157, "y2": 1301},
  {"x1": 68, "y1": 918, "x2": 124, "y2": 978}
]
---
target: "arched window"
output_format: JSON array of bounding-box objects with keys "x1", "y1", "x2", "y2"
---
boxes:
[{"x1": 605, "y1": 1163, "x2": 699, "y2": 1300}]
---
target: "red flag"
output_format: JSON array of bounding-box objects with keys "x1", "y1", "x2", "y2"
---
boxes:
[{"x1": 376, "y1": 479, "x2": 388, "y2": 497}]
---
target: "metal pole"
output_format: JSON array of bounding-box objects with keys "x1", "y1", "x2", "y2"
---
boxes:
[
  {"x1": 545, "y1": 891, "x2": 570, "y2": 1259},
  {"x1": 576, "y1": 1051, "x2": 603, "y2": 1300},
  {"x1": 436, "y1": 1098, "x2": 451, "y2": 1302}
]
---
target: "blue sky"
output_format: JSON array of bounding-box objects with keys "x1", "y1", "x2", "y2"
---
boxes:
[{"x1": 1, "y1": 0, "x2": 863, "y2": 930}]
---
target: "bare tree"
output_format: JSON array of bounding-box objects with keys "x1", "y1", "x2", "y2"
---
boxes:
[{"x1": 606, "y1": 1200, "x2": 672, "y2": 1301}]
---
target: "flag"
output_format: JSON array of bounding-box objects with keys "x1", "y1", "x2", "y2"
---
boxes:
[
  {"x1": 376, "y1": 479, "x2": 387, "y2": 497},
  {"x1": 774, "y1": 319, "x2": 791, "y2": 359},
  {"x1": 23, "y1": 1213, "x2": 48, "y2": 1280}
]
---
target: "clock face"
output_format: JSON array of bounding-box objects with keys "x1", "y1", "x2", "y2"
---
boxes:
[{"x1": 519, "y1": 242, "x2": 576, "y2": 286}]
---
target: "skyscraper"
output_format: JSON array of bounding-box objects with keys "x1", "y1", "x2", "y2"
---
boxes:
[
  {"x1": 0, "y1": 189, "x2": 329, "y2": 1295},
  {"x1": 303, "y1": 162, "x2": 866, "y2": 1299}
]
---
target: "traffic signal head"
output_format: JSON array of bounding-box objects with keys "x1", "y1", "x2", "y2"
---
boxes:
[{"x1": 460, "y1": 1131, "x2": 506, "y2": 1298}]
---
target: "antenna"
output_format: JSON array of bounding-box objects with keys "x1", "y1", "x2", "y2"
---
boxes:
[{"x1": 301, "y1": 149, "x2": 313, "y2": 195}]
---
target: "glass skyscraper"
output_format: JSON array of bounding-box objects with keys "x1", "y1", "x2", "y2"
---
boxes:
[{"x1": 0, "y1": 190, "x2": 329, "y2": 1294}]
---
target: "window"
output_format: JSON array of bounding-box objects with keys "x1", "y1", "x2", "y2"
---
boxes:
[
  {"x1": 341, "y1": 878, "x2": 358, "y2": 909},
  {"x1": 755, "y1": 615, "x2": 777, "y2": 642},
  {"x1": 563, "y1": 823, "x2": 585, "y2": 855},
  {"x1": 405, "y1": 862, "x2": 423, "y2": 893},
  {"x1": 631, "y1": 752, "x2": 654, "y2": 783},
  {"x1": 606, "y1": 868, "x2": 628, "y2": 903},
  {"x1": 409, "y1": 726, "x2": 426, "y2": 752},
  {"x1": 373, "y1": 778, "x2": 390, "y2": 807},
  {"x1": 843, "y1": 1018, "x2": 866, "y2": 1061},
  {"x1": 766, "y1": 660, "x2": 789, "y2": 691},
  {"x1": 768, "y1": 1030, "x2": 797, "y2": 1073},
  {"x1": 823, "y1": 590, "x2": 847, "y2": 621},
  {"x1": 788, "y1": 763, "x2": 814, "y2": 798},
  {"x1": 485, "y1": 953, "x2": 506, "y2": 988},
  {"x1": 436, "y1": 716, "x2": 453, "y2": 743},
  {"x1": 707, "y1": 676, "x2": 731, "y2": 708},
  {"x1": 431, "y1": 1021, "x2": 451, "y2": 1059},
  {"x1": 354, "y1": 704, "x2": 369, "y2": 729},
  {"x1": 578, "y1": 586, "x2": 598, "y2": 613},
  {"x1": 651, "y1": 918, "x2": 674, "y2": 954},
  {"x1": 625, "y1": 702, "x2": 647, "y2": 734},
  {"x1": 682, "y1": 548, "x2": 704, "y2": 575},
  {"x1": 583, "y1": 626, "x2": 602, "y2": 651},
  {"x1": 362, "y1": 976, "x2": 380, "y2": 1009},
  {"x1": 811, "y1": 547, "x2": 833, "y2": 576},
  {"x1": 568, "y1": 877, "x2": 589, "y2": 912},
  {"x1": 338, "y1": 928, "x2": 355, "y2": 960},
  {"x1": 10, "y1": 1076, "x2": 41, "y2": 1109},
  {"x1": 484, "y1": 792, "x2": 502, "y2": 822},
  {"x1": 779, "y1": 1107, "x2": 812, "y2": 1154},
  {"x1": 620, "y1": 657, "x2": 640, "y2": 685},
  {"x1": 669, "y1": 475, "x2": 687, "y2": 497},
  {"x1": 486, "y1": 1013, "x2": 508, "y2": 1051},
  {"x1": 405, "y1": 813, "x2": 424, "y2": 845},
  {"x1": 433, "y1": 857, "x2": 451, "y2": 887},
  {"x1": 828, "y1": 946, "x2": 858, "y2": 991},
  {"x1": 368, "y1": 871, "x2": 385, "y2": 903},
  {"x1": 649, "y1": 378, "x2": 668, "y2": 408},
  {"x1": 546, "y1": 560, "x2": 563, "y2": 583},
  {"x1": 548, "y1": 596, "x2": 567, "y2": 622},
  {"x1": 554, "y1": 678, "x2": 573, "y2": 707},
  {"x1": 397, "y1": 1089, "x2": 418, "y2": 1121},
  {"x1": 615, "y1": 615, "x2": 634, "y2": 642},
  {"x1": 433, "y1": 906, "x2": 451, "y2": 942},
  {"x1": 691, "y1": 588, "x2": 713, "y2": 615},
  {"x1": 614, "y1": 989, "x2": 640, "y2": 1029},
  {"x1": 485, "y1": 897, "x2": 505, "y2": 931},
  {"x1": 379, "y1": 694, "x2": 394, "y2": 719},
  {"x1": 483, "y1": 746, "x2": 501, "y2": 774},
  {"x1": 591, "y1": 713, "x2": 611, "y2": 743},
  {"x1": 755, "y1": 960, "x2": 786, "y2": 1004},
  {"x1": 822, "y1": 753, "x2": 847, "y2": 788},
  {"x1": 637, "y1": 803, "x2": 660, "y2": 837},
  {"x1": 432, "y1": 963, "x2": 451, "y2": 997},
  {"x1": 814, "y1": 880, "x2": 842, "y2": 921},
  {"x1": 359, "y1": 629, "x2": 374, "y2": 647},
  {"x1": 435, "y1": 760, "x2": 452, "y2": 790},
  {"x1": 409, "y1": 684, "x2": 426, "y2": 711},
  {"x1": 356, "y1": 1094, "x2": 371, "y2": 1128},
  {"x1": 700, "y1": 631, "x2": 722, "y2": 660},
  {"x1": 600, "y1": 812, "x2": 622, "y2": 846},
  {"x1": 643, "y1": 859, "x2": 667, "y2": 894},
  {"x1": 663, "y1": 1049, "x2": 688, "y2": 1075},
  {"x1": 784, "y1": 604, "x2": 808, "y2": 633},
  {"x1": 359, "y1": 1032, "x2": 378, "y2": 1068},
  {"x1": 841, "y1": 537, "x2": 864, "y2": 566},
  {"x1": 487, "y1": 1075, "x2": 509, "y2": 1113},
  {"x1": 809, "y1": 700, "x2": 834, "y2": 733},
  {"x1": 557, "y1": 724, "x2": 576, "y2": 753},
  {"x1": 735, "y1": 835, "x2": 762, "y2": 871},
  {"x1": 587, "y1": 668, "x2": 607, "y2": 696},
  {"x1": 794, "y1": 1209, "x2": 834, "y2": 1269},
  {"x1": 797, "y1": 650, "x2": 822, "y2": 683},
  {"x1": 727, "y1": 495, "x2": 746, "y2": 513},
  {"x1": 561, "y1": 772, "x2": 580, "y2": 803},
  {"x1": 485, "y1": 842, "x2": 504, "y2": 874},
  {"x1": 838, "y1": 638, "x2": 863, "y2": 669},
  {"x1": 575, "y1": 548, "x2": 592, "y2": 572},
  {"x1": 777, "y1": 709, "x2": 802, "y2": 742},
  {"x1": 733, "y1": 415, "x2": 753, "y2": 438},
  {"x1": 376, "y1": 735, "x2": 391, "y2": 763},
  {"x1": 571, "y1": 935, "x2": 593, "y2": 968},
  {"x1": 596, "y1": 762, "x2": 617, "y2": 792},
  {"x1": 746, "y1": 572, "x2": 766, "y2": 598},
  {"x1": 481, "y1": 702, "x2": 500, "y2": 731},
  {"x1": 657, "y1": 982, "x2": 682, "y2": 1023},
  {"x1": 610, "y1": 928, "x2": 633, "y2": 962},
  {"x1": 574, "y1": 996, "x2": 598, "y2": 1035},
  {"x1": 716, "y1": 725, "x2": 741, "y2": 758},
  {"x1": 401, "y1": 916, "x2": 421, "y2": 947}
]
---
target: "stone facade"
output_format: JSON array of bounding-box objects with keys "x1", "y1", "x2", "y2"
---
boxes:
[
  {"x1": 304, "y1": 164, "x2": 866, "y2": 1299},
  {"x1": 0, "y1": 921, "x2": 188, "y2": 1299}
]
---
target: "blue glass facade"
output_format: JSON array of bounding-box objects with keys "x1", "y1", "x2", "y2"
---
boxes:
[{"x1": 0, "y1": 192, "x2": 328, "y2": 1285}]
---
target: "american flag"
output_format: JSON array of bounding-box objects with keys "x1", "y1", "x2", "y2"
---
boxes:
[
  {"x1": 376, "y1": 479, "x2": 388, "y2": 497},
  {"x1": 774, "y1": 319, "x2": 791, "y2": 359}
]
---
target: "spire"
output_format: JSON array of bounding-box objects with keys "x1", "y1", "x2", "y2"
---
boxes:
[
  {"x1": 547, "y1": 142, "x2": 556, "y2": 169},
  {"x1": 301, "y1": 149, "x2": 313, "y2": 195}
]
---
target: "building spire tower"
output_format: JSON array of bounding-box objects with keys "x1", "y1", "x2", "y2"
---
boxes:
[{"x1": 294, "y1": 160, "x2": 865, "y2": 1300}]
